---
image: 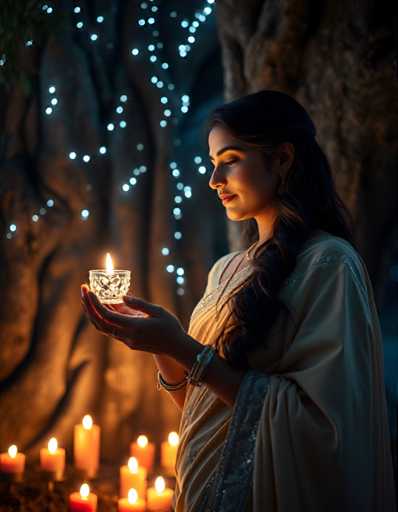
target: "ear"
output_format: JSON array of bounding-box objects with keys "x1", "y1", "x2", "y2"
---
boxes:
[{"x1": 277, "y1": 142, "x2": 295, "y2": 184}]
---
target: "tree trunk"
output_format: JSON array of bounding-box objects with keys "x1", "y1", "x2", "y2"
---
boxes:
[{"x1": 216, "y1": 0, "x2": 398, "y2": 303}]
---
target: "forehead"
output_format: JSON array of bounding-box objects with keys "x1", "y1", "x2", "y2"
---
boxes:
[{"x1": 208, "y1": 125, "x2": 240, "y2": 149}]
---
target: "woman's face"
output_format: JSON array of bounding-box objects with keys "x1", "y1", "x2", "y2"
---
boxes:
[{"x1": 208, "y1": 125, "x2": 280, "y2": 221}]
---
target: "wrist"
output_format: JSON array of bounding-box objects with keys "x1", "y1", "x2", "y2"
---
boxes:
[{"x1": 171, "y1": 333, "x2": 203, "y2": 371}]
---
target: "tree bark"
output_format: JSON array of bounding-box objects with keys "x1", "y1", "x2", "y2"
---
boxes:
[{"x1": 216, "y1": 0, "x2": 398, "y2": 303}]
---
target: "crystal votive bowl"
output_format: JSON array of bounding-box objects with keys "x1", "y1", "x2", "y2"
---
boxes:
[{"x1": 89, "y1": 270, "x2": 131, "y2": 304}]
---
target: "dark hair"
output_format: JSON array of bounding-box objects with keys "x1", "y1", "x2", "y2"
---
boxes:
[{"x1": 207, "y1": 90, "x2": 355, "y2": 370}]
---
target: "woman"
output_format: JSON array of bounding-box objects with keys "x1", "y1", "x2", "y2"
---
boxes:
[{"x1": 81, "y1": 90, "x2": 396, "y2": 511}]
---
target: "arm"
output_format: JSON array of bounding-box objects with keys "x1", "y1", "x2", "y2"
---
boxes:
[
  {"x1": 152, "y1": 354, "x2": 187, "y2": 410},
  {"x1": 169, "y1": 334, "x2": 245, "y2": 408}
]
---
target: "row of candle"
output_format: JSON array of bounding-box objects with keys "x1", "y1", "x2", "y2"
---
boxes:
[
  {"x1": 0, "y1": 415, "x2": 179, "y2": 478},
  {"x1": 0, "y1": 415, "x2": 179, "y2": 510},
  {"x1": 69, "y1": 478, "x2": 172, "y2": 511}
]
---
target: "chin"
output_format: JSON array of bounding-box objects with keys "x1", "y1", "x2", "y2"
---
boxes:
[{"x1": 226, "y1": 209, "x2": 250, "y2": 221}]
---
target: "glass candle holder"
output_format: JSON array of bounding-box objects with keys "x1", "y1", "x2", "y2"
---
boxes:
[{"x1": 89, "y1": 269, "x2": 131, "y2": 304}]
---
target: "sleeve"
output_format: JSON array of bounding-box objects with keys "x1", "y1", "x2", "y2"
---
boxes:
[
  {"x1": 250, "y1": 258, "x2": 396, "y2": 511},
  {"x1": 206, "y1": 256, "x2": 396, "y2": 512}
]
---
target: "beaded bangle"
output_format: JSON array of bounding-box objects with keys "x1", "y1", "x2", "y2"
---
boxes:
[
  {"x1": 186, "y1": 345, "x2": 216, "y2": 387},
  {"x1": 156, "y1": 370, "x2": 187, "y2": 391}
]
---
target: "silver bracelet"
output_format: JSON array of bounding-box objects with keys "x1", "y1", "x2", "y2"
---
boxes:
[
  {"x1": 156, "y1": 370, "x2": 187, "y2": 391},
  {"x1": 186, "y1": 345, "x2": 216, "y2": 387}
]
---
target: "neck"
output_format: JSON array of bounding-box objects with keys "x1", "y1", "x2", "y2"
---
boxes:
[{"x1": 254, "y1": 207, "x2": 278, "y2": 244}]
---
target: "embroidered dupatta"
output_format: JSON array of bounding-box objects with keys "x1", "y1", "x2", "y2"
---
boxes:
[{"x1": 173, "y1": 232, "x2": 396, "y2": 511}]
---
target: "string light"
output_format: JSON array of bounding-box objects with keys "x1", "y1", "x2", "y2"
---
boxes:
[{"x1": 6, "y1": 0, "x2": 218, "y2": 299}]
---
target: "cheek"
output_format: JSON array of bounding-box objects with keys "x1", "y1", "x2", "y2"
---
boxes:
[{"x1": 236, "y1": 164, "x2": 275, "y2": 199}]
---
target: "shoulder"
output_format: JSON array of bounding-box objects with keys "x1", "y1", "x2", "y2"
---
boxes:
[
  {"x1": 281, "y1": 230, "x2": 373, "y2": 316},
  {"x1": 291, "y1": 230, "x2": 367, "y2": 287},
  {"x1": 205, "y1": 250, "x2": 242, "y2": 292}
]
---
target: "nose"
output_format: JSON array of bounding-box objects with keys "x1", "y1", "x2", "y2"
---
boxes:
[{"x1": 208, "y1": 163, "x2": 227, "y2": 190}]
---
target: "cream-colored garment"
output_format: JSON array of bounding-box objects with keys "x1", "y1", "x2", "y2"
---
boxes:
[{"x1": 173, "y1": 230, "x2": 396, "y2": 511}]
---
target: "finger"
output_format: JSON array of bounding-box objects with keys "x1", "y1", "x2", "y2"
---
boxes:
[
  {"x1": 88, "y1": 291, "x2": 142, "y2": 329},
  {"x1": 82, "y1": 291, "x2": 121, "y2": 336},
  {"x1": 122, "y1": 295, "x2": 162, "y2": 317},
  {"x1": 81, "y1": 298, "x2": 113, "y2": 335},
  {"x1": 81, "y1": 291, "x2": 104, "y2": 325}
]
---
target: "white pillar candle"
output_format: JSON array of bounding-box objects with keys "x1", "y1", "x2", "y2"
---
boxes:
[
  {"x1": 147, "y1": 476, "x2": 173, "y2": 512},
  {"x1": 130, "y1": 435, "x2": 155, "y2": 472},
  {"x1": 120, "y1": 456, "x2": 147, "y2": 499},
  {"x1": 69, "y1": 483, "x2": 98, "y2": 512},
  {"x1": 118, "y1": 488, "x2": 146, "y2": 512},
  {"x1": 161, "y1": 432, "x2": 179, "y2": 475},
  {"x1": 0, "y1": 445, "x2": 25, "y2": 478},
  {"x1": 74, "y1": 415, "x2": 100, "y2": 478},
  {"x1": 40, "y1": 437, "x2": 65, "y2": 480}
]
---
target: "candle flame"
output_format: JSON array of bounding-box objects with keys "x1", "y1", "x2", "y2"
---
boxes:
[
  {"x1": 128, "y1": 456, "x2": 138, "y2": 473},
  {"x1": 137, "y1": 435, "x2": 148, "y2": 448},
  {"x1": 127, "y1": 488, "x2": 138, "y2": 504},
  {"x1": 82, "y1": 414, "x2": 93, "y2": 430},
  {"x1": 8, "y1": 445, "x2": 17, "y2": 458},
  {"x1": 80, "y1": 483, "x2": 90, "y2": 499},
  {"x1": 48, "y1": 437, "x2": 58, "y2": 453},
  {"x1": 168, "y1": 431, "x2": 179, "y2": 446},
  {"x1": 155, "y1": 476, "x2": 165, "y2": 494},
  {"x1": 105, "y1": 252, "x2": 114, "y2": 273}
]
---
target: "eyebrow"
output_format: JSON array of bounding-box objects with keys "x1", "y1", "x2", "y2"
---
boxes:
[{"x1": 209, "y1": 145, "x2": 245, "y2": 161}]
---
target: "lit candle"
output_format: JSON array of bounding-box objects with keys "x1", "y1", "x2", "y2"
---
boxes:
[
  {"x1": 120, "y1": 457, "x2": 147, "y2": 499},
  {"x1": 161, "y1": 432, "x2": 179, "y2": 475},
  {"x1": 89, "y1": 253, "x2": 131, "y2": 304},
  {"x1": 0, "y1": 445, "x2": 25, "y2": 479},
  {"x1": 118, "y1": 488, "x2": 146, "y2": 512},
  {"x1": 40, "y1": 437, "x2": 65, "y2": 480},
  {"x1": 69, "y1": 483, "x2": 98, "y2": 512},
  {"x1": 147, "y1": 476, "x2": 173, "y2": 512},
  {"x1": 130, "y1": 435, "x2": 155, "y2": 472},
  {"x1": 74, "y1": 415, "x2": 100, "y2": 478}
]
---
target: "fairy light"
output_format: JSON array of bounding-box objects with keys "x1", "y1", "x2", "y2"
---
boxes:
[{"x1": 7, "y1": 1, "x2": 218, "y2": 299}]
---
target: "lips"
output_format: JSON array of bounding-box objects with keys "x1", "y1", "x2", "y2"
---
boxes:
[{"x1": 219, "y1": 193, "x2": 237, "y2": 204}]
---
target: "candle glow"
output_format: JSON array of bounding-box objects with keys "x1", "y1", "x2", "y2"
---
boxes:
[
  {"x1": 128, "y1": 489, "x2": 139, "y2": 504},
  {"x1": 105, "y1": 252, "x2": 114, "y2": 273},
  {"x1": 80, "y1": 483, "x2": 90, "y2": 499},
  {"x1": 155, "y1": 476, "x2": 166, "y2": 494},
  {"x1": 128, "y1": 457, "x2": 138, "y2": 473},
  {"x1": 168, "y1": 432, "x2": 179, "y2": 446},
  {"x1": 137, "y1": 435, "x2": 148, "y2": 448},
  {"x1": 8, "y1": 445, "x2": 17, "y2": 458},
  {"x1": 83, "y1": 414, "x2": 93, "y2": 430},
  {"x1": 48, "y1": 437, "x2": 58, "y2": 453}
]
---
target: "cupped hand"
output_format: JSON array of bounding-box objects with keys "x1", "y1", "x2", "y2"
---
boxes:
[{"x1": 80, "y1": 284, "x2": 187, "y2": 357}]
